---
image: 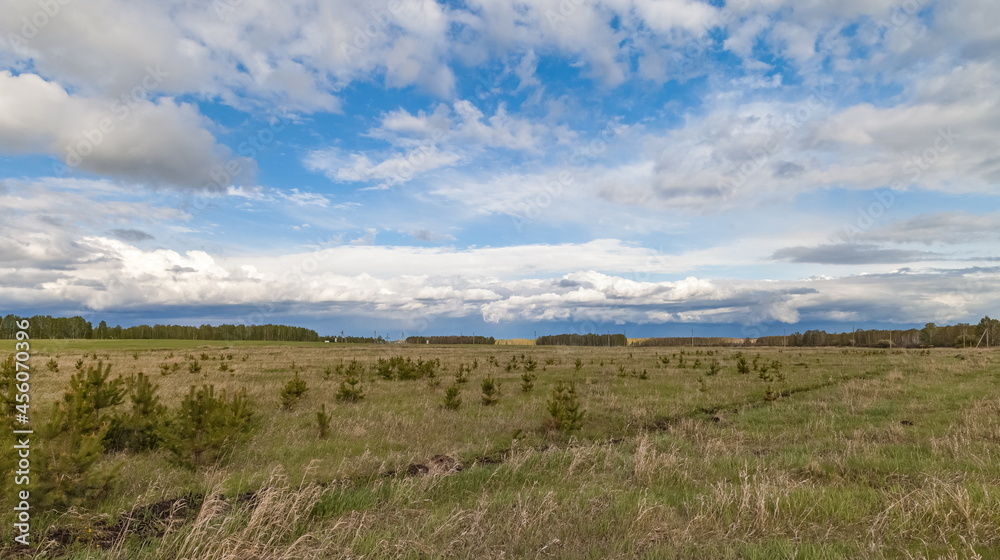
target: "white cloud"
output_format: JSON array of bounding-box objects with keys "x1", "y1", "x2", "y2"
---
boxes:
[
  {"x1": 0, "y1": 71, "x2": 253, "y2": 189},
  {"x1": 372, "y1": 99, "x2": 558, "y2": 152},
  {"x1": 12, "y1": 234, "x2": 997, "y2": 327},
  {"x1": 304, "y1": 145, "x2": 462, "y2": 187}
]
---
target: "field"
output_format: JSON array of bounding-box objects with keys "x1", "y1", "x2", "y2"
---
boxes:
[{"x1": 3, "y1": 340, "x2": 1000, "y2": 559}]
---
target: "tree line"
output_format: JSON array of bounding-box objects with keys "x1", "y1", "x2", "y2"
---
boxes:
[
  {"x1": 0, "y1": 315, "x2": 319, "y2": 342},
  {"x1": 535, "y1": 333, "x2": 627, "y2": 346},
  {"x1": 324, "y1": 335, "x2": 387, "y2": 344},
  {"x1": 755, "y1": 316, "x2": 999, "y2": 348},
  {"x1": 633, "y1": 337, "x2": 748, "y2": 347},
  {"x1": 405, "y1": 335, "x2": 496, "y2": 345},
  {"x1": 3, "y1": 313, "x2": 996, "y2": 347}
]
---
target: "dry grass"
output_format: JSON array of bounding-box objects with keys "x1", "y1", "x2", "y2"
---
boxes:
[{"x1": 5, "y1": 342, "x2": 1000, "y2": 558}]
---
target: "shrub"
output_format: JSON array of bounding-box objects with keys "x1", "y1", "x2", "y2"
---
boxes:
[
  {"x1": 46, "y1": 358, "x2": 59, "y2": 372},
  {"x1": 104, "y1": 371, "x2": 165, "y2": 452},
  {"x1": 764, "y1": 385, "x2": 780, "y2": 402},
  {"x1": 375, "y1": 356, "x2": 439, "y2": 380},
  {"x1": 546, "y1": 382, "x2": 584, "y2": 432},
  {"x1": 316, "y1": 405, "x2": 332, "y2": 439},
  {"x1": 574, "y1": 358, "x2": 583, "y2": 372},
  {"x1": 521, "y1": 371, "x2": 537, "y2": 392},
  {"x1": 707, "y1": 359, "x2": 721, "y2": 376},
  {"x1": 34, "y1": 360, "x2": 124, "y2": 509},
  {"x1": 735, "y1": 355, "x2": 750, "y2": 375},
  {"x1": 336, "y1": 374, "x2": 365, "y2": 402},
  {"x1": 481, "y1": 377, "x2": 500, "y2": 406},
  {"x1": 280, "y1": 373, "x2": 309, "y2": 409},
  {"x1": 442, "y1": 385, "x2": 462, "y2": 410},
  {"x1": 162, "y1": 385, "x2": 255, "y2": 469},
  {"x1": 189, "y1": 360, "x2": 202, "y2": 374},
  {"x1": 66, "y1": 360, "x2": 125, "y2": 429},
  {"x1": 505, "y1": 356, "x2": 519, "y2": 372}
]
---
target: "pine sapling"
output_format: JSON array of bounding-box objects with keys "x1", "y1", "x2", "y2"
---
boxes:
[
  {"x1": 520, "y1": 371, "x2": 537, "y2": 392},
  {"x1": 481, "y1": 377, "x2": 500, "y2": 406},
  {"x1": 316, "y1": 404, "x2": 332, "y2": 439},
  {"x1": 442, "y1": 384, "x2": 462, "y2": 410},
  {"x1": 336, "y1": 374, "x2": 365, "y2": 402},
  {"x1": 546, "y1": 382, "x2": 584, "y2": 432},
  {"x1": 735, "y1": 355, "x2": 750, "y2": 375},
  {"x1": 280, "y1": 372, "x2": 309, "y2": 410}
]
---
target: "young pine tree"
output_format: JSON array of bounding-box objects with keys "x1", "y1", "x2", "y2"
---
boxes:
[
  {"x1": 316, "y1": 404, "x2": 332, "y2": 439},
  {"x1": 35, "y1": 360, "x2": 125, "y2": 509},
  {"x1": 546, "y1": 382, "x2": 584, "y2": 433},
  {"x1": 480, "y1": 377, "x2": 500, "y2": 406},
  {"x1": 280, "y1": 373, "x2": 309, "y2": 410},
  {"x1": 104, "y1": 371, "x2": 166, "y2": 452},
  {"x1": 162, "y1": 385, "x2": 256, "y2": 469},
  {"x1": 335, "y1": 374, "x2": 365, "y2": 402},
  {"x1": 442, "y1": 384, "x2": 462, "y2": 410},
  {"x1": 67, "y1": 360, "x2": 125, "y2": 429}
]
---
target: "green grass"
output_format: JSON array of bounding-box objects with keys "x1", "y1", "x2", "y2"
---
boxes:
[{"x1": 2, "y1": 343, "x2": 999, "y2": 558}]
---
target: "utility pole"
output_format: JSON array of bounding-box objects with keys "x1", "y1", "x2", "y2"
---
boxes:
[{"x1": 691, "y1": 329, "x2": 694, "y2": 349}]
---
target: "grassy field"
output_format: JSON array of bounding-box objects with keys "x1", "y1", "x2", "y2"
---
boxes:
[{"x1": 3, "y1": 340, "x2": 1000, "y2": 559}]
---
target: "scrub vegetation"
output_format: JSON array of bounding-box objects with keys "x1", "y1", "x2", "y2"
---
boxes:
[{"x1": 2, "y1": 340, "x2": 999, "y2": 559}]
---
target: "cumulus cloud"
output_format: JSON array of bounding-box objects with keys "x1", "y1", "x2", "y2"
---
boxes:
[
  {"x1": 0, "y1": 178, "x2": 188, "y2": 269},
  {"x1": 9, "y1": 235, "x2": 997, "y2": 328},
  {"x1": 0, "y1": 72, "x2": 254, "y2": 189}
]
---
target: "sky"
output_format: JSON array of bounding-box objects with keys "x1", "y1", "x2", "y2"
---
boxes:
[{"x1": 1, "y1": 0, "x2": 998, "y2": 339}]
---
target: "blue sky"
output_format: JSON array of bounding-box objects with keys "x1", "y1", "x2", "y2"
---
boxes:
[{"x1": 1, "y1": 0, "x2": 998, "y2": 338}]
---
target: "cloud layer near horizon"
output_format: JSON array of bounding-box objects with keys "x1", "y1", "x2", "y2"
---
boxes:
[{"x1": 1, "y1": 0, "x2": 998, "y2": 334}]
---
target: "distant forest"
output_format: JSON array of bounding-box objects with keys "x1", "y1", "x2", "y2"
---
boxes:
[
  {"x1": 1, "y1": 314, "x2": 996, "y2": 348},
  {"x1": 633, "y1": 337, "x2": 746, "y2": 347},
  {"x1": 405, "y1": 336, "x2": 495, "y2": 345},
  {"x1": 536, "y1": 333, "x2": 628, "y2": 346},
  {"x1": 0, "y1": 315, "x2": 319, "y2": 342},
  {"x1": 755, "y1": 317, "x2": 999, "y2": 349}
]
